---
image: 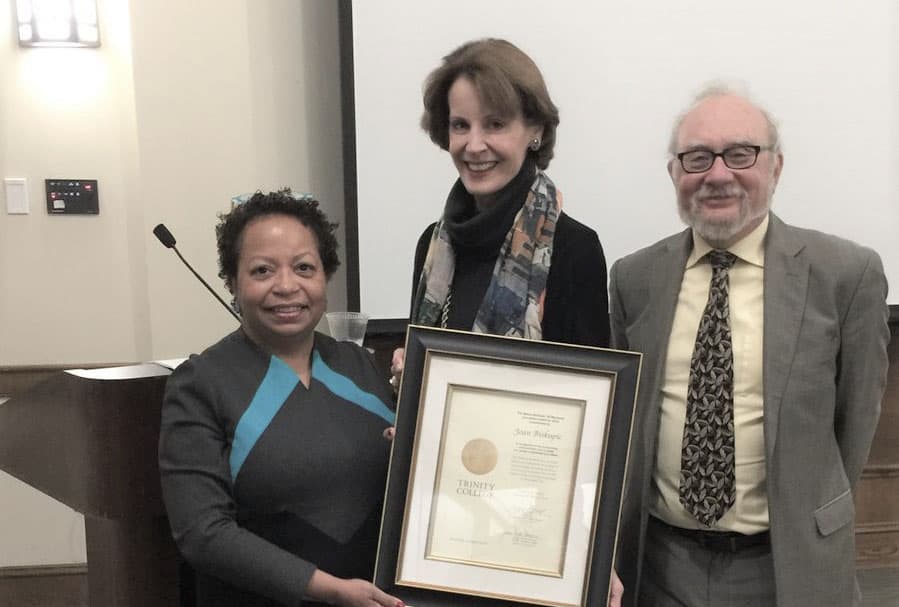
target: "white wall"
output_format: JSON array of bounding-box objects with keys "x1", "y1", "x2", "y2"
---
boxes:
[
  {"x1": 0, "y1": 0, "x2": 347, "y2": 366},
  {"x1": 0, "y1": 0, "x2": 346, "y2": 567},
  {"x1": 0, "y1": 469, "x2": 87, "y2": 565},
  {"x1": 351, "y1": 0, "x2": 899, "y2": 317},
  {"x1": 0, "y1": 0, "x2": 145, "y2": 365},
  {"x1": 130, "y1": 0, "x2": 348, "y2": 360}
]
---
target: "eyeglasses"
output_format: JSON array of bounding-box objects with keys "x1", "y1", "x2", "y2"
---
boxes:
[{"x1": 676, "y1": 145, "x2": 773, "y2": 173}]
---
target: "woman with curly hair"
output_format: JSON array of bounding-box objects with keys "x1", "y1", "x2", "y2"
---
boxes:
[{"x1": 159, "y1": 190, "x2": 402, "y2": 607}]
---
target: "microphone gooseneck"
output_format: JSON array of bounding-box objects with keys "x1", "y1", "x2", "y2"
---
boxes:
[{"x1": 153, "y1": 223, "x2": 241, "y2": 323}]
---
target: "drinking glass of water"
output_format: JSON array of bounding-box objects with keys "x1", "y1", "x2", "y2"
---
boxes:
[{"x1": 326, "y1": 312, "x2": 369, "y2": 346}]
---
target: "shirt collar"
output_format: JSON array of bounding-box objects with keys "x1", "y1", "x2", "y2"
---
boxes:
[{"x1": 686, "y1": 213, "x2": 769, "y2": 268}]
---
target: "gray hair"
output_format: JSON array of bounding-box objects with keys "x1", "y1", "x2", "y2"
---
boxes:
[{"x1": 667, "y1": 81, "x2": 782, "y2": 156}]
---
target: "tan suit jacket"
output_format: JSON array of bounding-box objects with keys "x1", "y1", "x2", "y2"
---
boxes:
[{"x1": 609, "y1": 213, "x2": 889, "y2": 606}]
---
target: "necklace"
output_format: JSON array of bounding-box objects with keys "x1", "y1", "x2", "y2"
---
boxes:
[{"x1": 440, "y1": 286, "x2": 453, "y2": 328}]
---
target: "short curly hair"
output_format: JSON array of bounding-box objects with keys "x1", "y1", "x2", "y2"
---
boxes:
[
  {"x1": 421, "y1": 38, "x2": 559, "y2": 170},
  {"x1": 216, "y1": 189, "x2": 340, "y2": 291}
]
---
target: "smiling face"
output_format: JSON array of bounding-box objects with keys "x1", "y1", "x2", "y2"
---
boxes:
[
  {"x1": 447, "y1": 76, "x2": 542, "y2": 207},
  {"x1": 669, "y1": 93, "x2": 784, "y2": 248},
  {"x1": 233, "y1": 214, "x2": 327, "y2": 354}
]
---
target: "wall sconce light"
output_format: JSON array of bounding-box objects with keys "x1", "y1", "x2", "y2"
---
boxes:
[{"x1": 16, "y1": 0, "x2": 101, "y2": 48}]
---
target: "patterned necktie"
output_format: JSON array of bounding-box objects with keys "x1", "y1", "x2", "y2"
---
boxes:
[{"x1": 679, "y1": 250, "x2": 737, "y2": 526}]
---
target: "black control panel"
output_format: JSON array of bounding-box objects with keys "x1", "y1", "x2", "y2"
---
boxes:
[{"x1": 45, "y1": 179, "x2": 99, "y2": 215}]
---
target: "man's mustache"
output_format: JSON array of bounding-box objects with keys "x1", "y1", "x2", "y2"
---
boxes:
[{"x1": 696, "y1": 185, "x2": 745, "y2": 200}]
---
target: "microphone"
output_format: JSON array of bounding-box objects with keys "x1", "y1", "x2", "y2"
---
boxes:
[
  {"x1": 153, "y1": 223, "x2": 177, "y2": 248},
  {"x1": 153, "y1": 223, "x2": 241, "y2": 323}
]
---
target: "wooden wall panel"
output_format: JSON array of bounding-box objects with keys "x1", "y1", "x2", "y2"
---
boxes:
[
  {"x1": 0, "y1": 565, "x2": 88, "y2": 607},
  {"x1": 855, "y1": 319, "x2": 899, "y2": 568}
]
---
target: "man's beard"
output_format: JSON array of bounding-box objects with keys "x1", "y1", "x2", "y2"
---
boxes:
[{"x1": 678, "y1": 184, "x2": 770, "y2": 248}]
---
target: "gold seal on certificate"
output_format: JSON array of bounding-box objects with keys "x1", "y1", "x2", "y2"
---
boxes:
[
  {"x1": 461, "y1": 438, "x2": 499, "y2": 475},
  {"x1": 425, "y1": 384, "x2": 586, "y2": 577}
]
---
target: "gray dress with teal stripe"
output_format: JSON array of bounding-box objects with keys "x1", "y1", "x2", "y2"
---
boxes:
[{"x1": 159, "y1": 330, "x2": 395, "y2": 607}]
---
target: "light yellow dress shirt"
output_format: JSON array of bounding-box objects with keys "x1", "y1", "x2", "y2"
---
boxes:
[{"x1": 650, "y1": 215, "x2": 769, "y2": 533}]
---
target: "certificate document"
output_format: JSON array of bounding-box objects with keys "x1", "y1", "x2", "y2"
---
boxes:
[
  {"x1": 425, "y1": 384, "x2": 586, "y2": 576},
  {"x1": 380, "y1": 330, "x2": 639, "y2": 607}
]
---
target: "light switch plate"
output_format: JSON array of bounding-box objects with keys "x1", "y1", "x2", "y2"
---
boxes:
[{"x1": 4, "y1": 178, "x2": 29, "y2": 214}]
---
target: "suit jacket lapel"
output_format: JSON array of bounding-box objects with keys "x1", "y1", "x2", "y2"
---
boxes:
[
  {"x1": 646, "y1": 231, "x2": 692, "y2": 352},
  {"x1": 640, "y1": 230, "x2": 692, "y2": 471},
  {"x1": 763, "y1": 213, "x2": 809, "y2": 461}
]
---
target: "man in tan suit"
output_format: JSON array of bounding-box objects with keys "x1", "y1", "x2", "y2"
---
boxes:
[{"x1": 610, "y1": 84, "x2": 889, "y2": 606}]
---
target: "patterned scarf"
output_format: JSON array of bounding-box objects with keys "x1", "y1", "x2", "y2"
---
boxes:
[{"x1": 412, "y1": 170, "x2": 560, "y2": 339}]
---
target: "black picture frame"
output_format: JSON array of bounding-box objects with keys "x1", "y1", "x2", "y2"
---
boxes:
[{"x1": 375, "y1": 326, "x2": 641, "y2": 607}]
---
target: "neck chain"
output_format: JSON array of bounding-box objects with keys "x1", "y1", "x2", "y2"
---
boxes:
[{"x1": 440, "y1": 286, "x2": 453, "y2": 328}]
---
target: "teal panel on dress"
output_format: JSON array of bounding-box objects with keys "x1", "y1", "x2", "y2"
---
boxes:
[
  {"x1": 229, "y1": 355, "x2": 299, "y2": 481},
  {"x1": 312, "y1": 351, "x2": 395, "y2": 424}
]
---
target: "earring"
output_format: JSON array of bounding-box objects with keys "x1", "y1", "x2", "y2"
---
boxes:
[{"x1": 530, "y1": 138, "x2": 541, "y2": 151}]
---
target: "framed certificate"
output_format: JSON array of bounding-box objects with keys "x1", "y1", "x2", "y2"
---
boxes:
[{"x1": 375, "y1": 326, "x2": 641, "y2": 607}]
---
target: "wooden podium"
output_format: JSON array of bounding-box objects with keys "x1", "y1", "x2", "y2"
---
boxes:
[{"x1": 0, "y1": 364, "x2": 182, "y2": 607}]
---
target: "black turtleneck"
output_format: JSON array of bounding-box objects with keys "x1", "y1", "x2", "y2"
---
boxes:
[
  {"x1": 435, "y1": 157, "x2": 536, "y2": 329},
  {"x1": 409, "y1": 160, "x2": 611, "y2": 348}
]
